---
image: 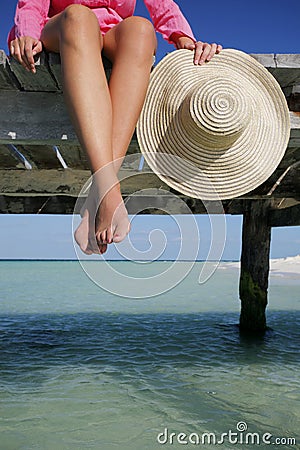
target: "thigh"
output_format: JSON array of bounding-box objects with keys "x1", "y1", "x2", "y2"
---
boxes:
[{"x1": 40, "y1": 13, "x2": 64, "y2": 53}]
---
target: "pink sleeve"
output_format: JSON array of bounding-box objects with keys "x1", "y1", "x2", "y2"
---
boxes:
[
  {"x1": 14, "y1": 0, "x2": 50, "y2": 40},
  {"x1": 143, "y1": 0, "x2": 196, "y2": 45}
]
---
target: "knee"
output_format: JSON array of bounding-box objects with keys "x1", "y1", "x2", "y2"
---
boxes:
[
  {"x1": 121, "y1": 17, "x2": 157, "y2": 54},
  {"x1": 60, "y1": 5, "x2": 100, "y2": 39}
]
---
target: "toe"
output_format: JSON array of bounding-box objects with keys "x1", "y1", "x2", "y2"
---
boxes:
[
  {"x1": 106, "y1": 227, "x2": 113, "y2": 244},
  {"x1": 113, "y1": 221, "x2": 131, "y2": 243},
  {"x1": 99, "y1": 243, "x2": 107, "y2": 254},
  {"x1": 100, "y1": 229, "x2": 107, "y2": 244}
]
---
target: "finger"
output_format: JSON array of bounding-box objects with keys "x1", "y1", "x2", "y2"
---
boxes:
[
  {"x1": 33, "y1": 40, "x2": 43, "y2": 56},
  {"x1": 19, "y1": 39, "x2": 31, "y2": 71},
  {"x1": 206, "y1": 43, "x2": 217, "y2": 62},
  {"x1": 29, "y1": 40, "x2": 41, "y2": 72},
  {"x1": 216, "y1": 44, "x2": 223, "y2": 54},
  {"x1": 24, "y1": 41, "x2": 36, "y2": 73},
  {"x1": 199, "y1": 43, "x2": 212, "y2": 65},
  {"x1": 22, "y1": 38, "x2": 36, "y2": 72},
  {"x1": 11, "y1": 40, "x2": 28, "y2": 70},
  {"x1": 194, "y1": 41, "x2": 203, "y2": 65}
]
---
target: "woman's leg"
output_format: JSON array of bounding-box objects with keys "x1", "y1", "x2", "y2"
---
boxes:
[
  {"x1": 102, "y1": 17, "x2": 157, "y2": 172},
  {"x1": 41, "y1": 5, "x2": 127, "y2": 254},
  {"x1": 41, "y1": 8, "x2": 156, "y2": 254}
]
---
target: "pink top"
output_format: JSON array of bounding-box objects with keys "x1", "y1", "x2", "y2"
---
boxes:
[{"x1": 9, "y1": 0, "x2": 195, "y2": 46}]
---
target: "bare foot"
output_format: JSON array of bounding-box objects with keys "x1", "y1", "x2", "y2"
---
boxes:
[
  {"x1": 95, "y1": 185, "x2": 131, "y2": 246},
  {"x1": 74, "y1": 208, "x2": 107, "y2": 255},
  {"x1": 74, "y1": 183, "x2": 130, "y2": 255}
]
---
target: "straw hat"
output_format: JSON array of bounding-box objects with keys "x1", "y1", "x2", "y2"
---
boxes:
[{"x1": 136, "y1": 49, "x2": 290, "y2": 200}]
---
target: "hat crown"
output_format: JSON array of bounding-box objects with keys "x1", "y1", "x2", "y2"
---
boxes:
[{"x1": 180, "y1": 75, "x2": 251, "y2": 150}]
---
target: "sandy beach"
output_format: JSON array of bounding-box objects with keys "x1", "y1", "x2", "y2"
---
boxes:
[{"x1": 222, "y1": 255, "x2": 300, "y2": 277}]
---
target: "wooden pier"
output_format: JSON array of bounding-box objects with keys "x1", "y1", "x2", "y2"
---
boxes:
[{"x1": 0, "y1": 50, "x2": 299, "y2": 332}]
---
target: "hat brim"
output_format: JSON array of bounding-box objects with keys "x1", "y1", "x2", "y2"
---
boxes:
[{"x1": 137, "y1": 49, "x2": 290, "y2": 200}]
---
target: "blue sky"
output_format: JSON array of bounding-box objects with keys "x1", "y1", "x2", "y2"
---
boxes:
[{"x1": 0, "y1": 0, "x2": 299, "y2": 260}]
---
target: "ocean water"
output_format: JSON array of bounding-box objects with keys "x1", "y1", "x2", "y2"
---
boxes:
[{"x1": 0, "y1": 261, "x2": 299, "y2": 450}]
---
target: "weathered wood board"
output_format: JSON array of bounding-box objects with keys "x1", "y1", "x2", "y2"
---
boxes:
[
  {"x1": 0, "y1": 50, "x2": 300, "y2": 217},
  {"x1": 251, "y1": 54, "x2": 300, "y2": 89},
  {"x1": 0, "y1": 90, "x2": 299, "y2": 145}
]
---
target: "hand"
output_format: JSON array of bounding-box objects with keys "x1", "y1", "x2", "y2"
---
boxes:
[
  {"x1": 10, "y1": 36, "x2": 43, "y2": 73},
  {"x1": 171, "y1": 34, "x2": 222, "y2": 65},
  {"x1": 193, "y1": 41, "x2": 222, "y2": 65}
]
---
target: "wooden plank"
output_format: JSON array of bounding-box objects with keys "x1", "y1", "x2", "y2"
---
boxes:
[
  {"x1": 0, "y1": 193, "x2": 251, "y2": 215},
  {"x1": 273, "y1": 55, "x2": 300, "y2": 88},
  {"x1": 0, "y1": 50, "x2": 19, "y2": 90},
  {"x1": 0, "y1": 168, "x2": 167, "y2": 196},
  {"x1": 0, "y1": 169, "x2": 89, "y2": 197},
  {"x1": 0, "y1": 187, "x2": 299, "y2": 216},
  {"x1": 8, "y1": 52, "x2": 59, "y2": 92},
  {"x1": 269, "y1": 204, "x2": 300, "y2": 227},
  {"x1": 44, "y1": 143, "x2": 90, "y2": 169},
  {"x1": 271, "y1": 68, "x2": 300, "y2": 89},
  {"x1": 0, "y1": 193, "x2": 199, "y2": 215},
  {"x1": 0, "y1": 144, "x2": 24, "y2": 168},
  {"x1": 0, "y1": 192, "x2": 207, "y2": 215},
  {"x1": 0, "y1": 194, "x2": 77, "y2": 214},
  {"x1": 250, "y1": 54, "x2": 276, "y2": 68},
  {"x1": 0, "y1": 90, "x2": 76, "y2": 144},
  {"x1": 2, "y1": 50, "x2": 300, "y2": 92},
  {"x1": 0, "y1": 140, "x2": 146, "y2": 172},
  {"x1": 0, "y1": 89, "x2": 299, "y2": 146},
  {"x1": 251, "y1": 53, "x2": 300, "y2": 88},
  {"x1": 0, "y1": 50, "x2": 112, "y2": 92},
  {"x1": 40, "y1": 141, "x2": 141, "y2": 169},
  {"x1": 47, "y1": 53, "x2": 63, "y2": 90},
  {"x1": 20, "y1": 140, "x2": 139, "y2": 170},
  {"x1": 276, "y1": 54, "x2": 300, "y2": 68},
  {"x1": 0, "y1": 165, "x2": 299, "y2": 204},
  {"x1": 17, "y1": 145, "x2": 61, "y2": 169}
]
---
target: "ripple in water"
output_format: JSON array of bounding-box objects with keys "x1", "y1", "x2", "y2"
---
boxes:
[{"x1": 0, "y1": 311, "x2": 299, "y2": 449}]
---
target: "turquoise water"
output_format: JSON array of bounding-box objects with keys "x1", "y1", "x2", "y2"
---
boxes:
[{"x1": 0, "y1": 261, "x2": 299, "y2": 449}]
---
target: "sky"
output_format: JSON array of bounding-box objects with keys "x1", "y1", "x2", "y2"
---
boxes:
[{"x1": 0, "y1": 0, "x2": 299, "y2": 260}]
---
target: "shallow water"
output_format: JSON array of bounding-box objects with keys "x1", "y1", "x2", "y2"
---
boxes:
[{"x1": 0, "y1": 261, "x2": 299, "y2": 449}]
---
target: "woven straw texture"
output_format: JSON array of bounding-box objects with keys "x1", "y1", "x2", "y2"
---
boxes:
[{"x1": 137, "y1": 49, "x2": 290, "y2": 200}]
